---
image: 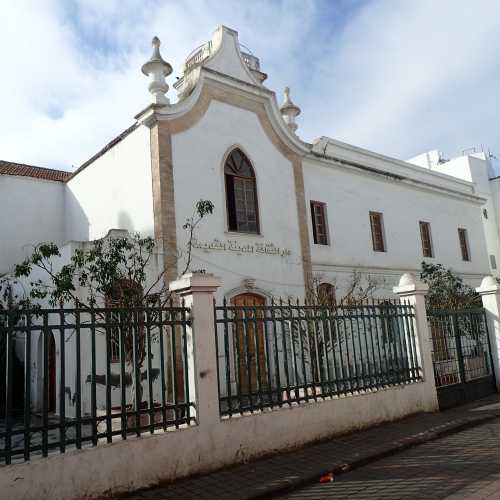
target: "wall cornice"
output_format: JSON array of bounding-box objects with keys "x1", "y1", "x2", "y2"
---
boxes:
[{"x1": 306, "y1": 152, "x2": 486, "y2": 206}]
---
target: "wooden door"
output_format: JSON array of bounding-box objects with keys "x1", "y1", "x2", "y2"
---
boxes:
[{"x1": 232, "y1": 293, "x2": 267, "y2": 394}]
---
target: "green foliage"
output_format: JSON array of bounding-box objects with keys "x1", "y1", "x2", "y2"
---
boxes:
[
  {"x1": 420, "y1": 261, "x2": 481, "y2": 310},
  {"x1": 11, "y1": 199, "x2": 214, "y2": 310},
  {"x1": 13, "y1": 234, "x2": 156, "y2": 308}
]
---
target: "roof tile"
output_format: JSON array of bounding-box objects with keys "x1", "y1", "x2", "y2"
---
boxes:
[{"x1": 0, "y1": 160, "x2": 71, "y2": 182}]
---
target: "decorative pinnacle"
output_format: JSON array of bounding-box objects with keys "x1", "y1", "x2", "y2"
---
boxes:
[
  {"x1": 141, "y1": 36, "x2": 173, "y2": 105},
  {"x1": 280, "y1": 87, "x2": 301, "y2": 133}
]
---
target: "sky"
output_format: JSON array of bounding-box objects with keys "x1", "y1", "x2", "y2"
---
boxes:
[{"x1": 1, "y1": 0, "x2": 500, "y2": 172}]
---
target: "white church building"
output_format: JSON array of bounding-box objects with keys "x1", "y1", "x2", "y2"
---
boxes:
[
  {"x1": 0, "y1": 25, "x2": 492, "y2": 305},
  {"x1": 2, "y1": 24, "x2": 499, "y2": 428}
]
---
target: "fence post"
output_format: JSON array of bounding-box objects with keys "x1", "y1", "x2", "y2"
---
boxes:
[
  {"x1": 169, "y1": 272, "x2": 222, "y2": 426},
  {"x1": 393, "y1": 272, "x2": 439, "y2": 410},
  {"x1": 476, "y1": 276, "x2": 500, "y2": 391}
]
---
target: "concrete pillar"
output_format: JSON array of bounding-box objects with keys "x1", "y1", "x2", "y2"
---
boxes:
[
  {"x1": 169, "y1": 272, "x2": 222, "y2": 426},
  {"x1": 393, "y1": 272, "x2": 439, "y2": 411},
  {"x1": 476, "y1": 275, "x2": 500, "y2": 391}
]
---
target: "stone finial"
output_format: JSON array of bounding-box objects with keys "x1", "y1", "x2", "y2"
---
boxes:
[
  {"x1": 393, "y1": 272, "x2": 428, "y2": 296},
  {"x1": 398, "y1": 272, "x2": 416, "y2": 287},
  {"x1": 476, "y1": 275, "x2": 500, "y2": 295},
  {"x1": 280, "y1": 87, "x2": 301, "y2": 133},
  {"x1": 141, "y1": 36, "x2": 173, "y2": 105}
]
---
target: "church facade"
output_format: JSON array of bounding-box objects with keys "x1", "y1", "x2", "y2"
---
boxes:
[{"x1": 0, "y1": 25, "x2": 491, "y2": 304}]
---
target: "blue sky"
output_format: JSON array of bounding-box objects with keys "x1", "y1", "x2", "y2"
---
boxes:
[{"x1": 1, "y1": 0, "x2": 500, "y2": 172}]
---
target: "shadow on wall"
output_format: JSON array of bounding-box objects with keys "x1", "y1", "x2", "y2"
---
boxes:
[
  {"x1": 118, "y1": 212, "x2": 135, "y2": 235},
  {"x1": 64, "y1": 189, "x2": 90, "y2": 242}
]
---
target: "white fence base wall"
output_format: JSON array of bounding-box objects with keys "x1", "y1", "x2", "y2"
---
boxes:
[{"x1": 0, "y1": 379, "x2": 437, "y2": 500}]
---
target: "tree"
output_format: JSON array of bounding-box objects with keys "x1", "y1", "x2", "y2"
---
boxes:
[
  {"x1": 4, "y1": 199, "x2": 214, "y2": 409},
  {"x1": 12, "y1": 200, "x2": 214, "y2": 311},
  {"x1": 299, "y1": 271, "x2": 383, "y2": 386},
  {"x1": 305, "y1": 271, "x2": 382, "y2": 307},
  {"x1": 419, "y1": 261, "x2": 481, "y2": 310}
]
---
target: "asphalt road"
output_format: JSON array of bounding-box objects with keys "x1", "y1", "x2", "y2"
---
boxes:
[{"x1": 280, "y1": 417, "x2": 500, "y2": 500}]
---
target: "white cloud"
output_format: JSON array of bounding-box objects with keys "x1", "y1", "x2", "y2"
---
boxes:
[
  {"x1": 304, "y1": 0, "x2": 500, "y2": 162},
  {"x1": 1, "y1": 0, "x2": 500, "y2": 170}
]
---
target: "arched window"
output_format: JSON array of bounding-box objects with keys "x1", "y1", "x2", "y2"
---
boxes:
[
  {"x1": 317, "y1": 283, "x2": 336, "y2": 305},
  {"x1": 225, "y1": 149, "x2": 259, "y2": 233}
]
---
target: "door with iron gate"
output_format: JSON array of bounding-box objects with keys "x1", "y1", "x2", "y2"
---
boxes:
[{"x1": 428, "y1": 308, "x2": 496, "y2": 409}]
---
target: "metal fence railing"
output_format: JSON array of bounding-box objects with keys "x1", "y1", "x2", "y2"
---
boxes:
[
  {"x1": 428, "y1": 308, "x2": 493, "y2": 388},
  {"x1": 0, "y1": 303, "x2": 193, "y2": 465},
  {"x1": 214, "y1": 299, "x2": 422, "y2": 417}
]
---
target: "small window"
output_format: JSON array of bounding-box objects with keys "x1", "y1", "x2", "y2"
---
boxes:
[
  {"x1": 369, "y1": 211, "x2": 385, "y2": 252},
  {"x1": 419, "y1": 221, "x2": 433, "y2": 258},
  {"x1": 458, "y1": 228, "x2": 470, "y2": 261},
  {"x1": 483, "y1": 208, "x2": 488, "y2": 219},
  {"x1": 310, "y1": 201, "x2": 329, "y2": 245},
  {"x1": 490, "y1": 255, "x2": 497, "y2": 270},
  {"x1": 225, "y1": 149, "x2": 259, "y2": 234}
]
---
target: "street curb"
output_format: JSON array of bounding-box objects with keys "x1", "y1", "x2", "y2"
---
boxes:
[{"x1": 251, "y1": 414, "x2": 499, "y2": 499}]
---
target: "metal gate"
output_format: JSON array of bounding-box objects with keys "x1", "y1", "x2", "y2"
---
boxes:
[{"x1": 428, "y1": 308, "x2": 496, "y2": 410}]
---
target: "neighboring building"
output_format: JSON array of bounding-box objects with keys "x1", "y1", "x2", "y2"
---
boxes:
[{"x1": 408, "y1": 149, "x2": 500, "y2": 279}]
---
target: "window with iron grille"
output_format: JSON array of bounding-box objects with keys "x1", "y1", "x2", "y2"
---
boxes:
[
  {"x1": 225, "y1": 149, "x2": 259, "y2": 233},
  {"x1": 310, "y1": 201, "x2": 329, "y2": 245},
  {"x1": 369, "y1": 211, "x2": 385, "y2": 252},
  {"x1": 458, "y1": 228, "x2": 470, "y2": 261},
  {"x1": 419, "y1": 221, "x2": 433, "y2": 258}
]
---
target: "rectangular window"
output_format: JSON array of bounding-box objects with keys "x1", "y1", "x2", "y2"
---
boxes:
[
  {"x1": 490, "y1": 255, "x2": 497, "y2": 270},
  {"x1": 458, "y1": 228, "x2": 470, "y2": 261},
  {"x1": 310, "y1": 201, "x2": 329, "y2": 245},
  {"x1": 419, "y1": 221, "x2": 433, "y2": 258},
  {"x1": 369, "y1": 211, "x2": 385, "y2": 252}
]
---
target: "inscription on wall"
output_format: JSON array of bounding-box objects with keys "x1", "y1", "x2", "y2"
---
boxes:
[{"x1": 192, "y1": 238, "x2": 291, "y2": 257}]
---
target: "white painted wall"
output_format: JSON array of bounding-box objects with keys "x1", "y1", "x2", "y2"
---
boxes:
[
  {"x1": 65, "y1": 125, "x2": 154, "y2": 241},
  {"x1": 303, "y1": 156, "x2": 490, "y2": 294},
  {"x1": 0, "y1": 175, "x2": 65, "y2": 274},
  {"x1": 171, "y1": 100, "x2": 305, "y2": 301}
]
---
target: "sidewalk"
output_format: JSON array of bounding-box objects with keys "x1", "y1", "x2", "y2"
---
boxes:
[{"x1": 118, "y1": 394, "x2": 500, "y2": 500}]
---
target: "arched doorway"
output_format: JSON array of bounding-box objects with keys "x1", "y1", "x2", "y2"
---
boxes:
[{"x1": 231, "y1": 293, "x2": 267, "y2": 394}]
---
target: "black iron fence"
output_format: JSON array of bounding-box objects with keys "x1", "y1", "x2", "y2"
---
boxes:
[
  {"x1": 214, "y1": 299, "x2": 422, "y2": 416},
  {"x1": 428, "y1": 308, "x2": 494, "y2": 388},
  {"x1": 0, "y1": 303, "x2": 193, "y2": 465}
]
